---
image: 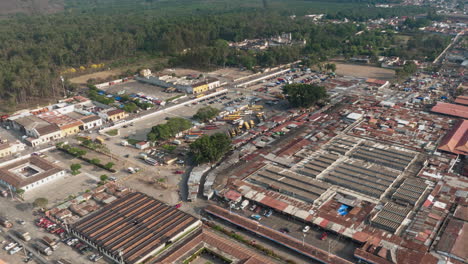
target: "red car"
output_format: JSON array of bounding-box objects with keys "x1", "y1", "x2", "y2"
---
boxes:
[
  {"x1": 174, "y1": 170, "x2": 184, "y2": 174},
  {"x1": 320, "y1": 232, "x2": 328, "y2": 240}
]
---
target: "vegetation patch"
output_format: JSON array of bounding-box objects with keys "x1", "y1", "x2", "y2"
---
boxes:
[
  {"x1": 106, "y1": 129, "x2": 119, "y2": 137},
  {"x1": 190, "y1": 133, "x2": 231, "y2": 165},
  {"x1": 282, "y1": 83, "x2": 328, "y2": 108},
  {"x1": 147, "y1": 117, "x2": 192, "y2": 142},
  {"x1": 193, "y1": 106, "x2": 220, "y2": 122}
]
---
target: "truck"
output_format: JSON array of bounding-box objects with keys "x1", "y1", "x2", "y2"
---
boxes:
[
  {"x1": 145, "y1": 158, "x2": 158, "y2": 166},
  {"x1": 4, "y1": 242, "x2": 17, "y2": 251},
  {"x1": 240, "y1": 200, "x2": 249, "y2": 210},
  {"x1": 17, "y1": 231, "x2": 31, "y2": 241},
  {"x1": 34, "y1": 243, "x2": 53, "y2": 256},
  {"x1": 8, "y1": 246, "x2": 22, "y2": 255},
  {"x1": 95, "y1": 137, "x2": 105, "y2": 144},
  {"x1": 42, "y1": 236, "x2": 58, "y2": 250},
  {"x1": 0, "y1": 217, "x2": 13, "y2": 228}
]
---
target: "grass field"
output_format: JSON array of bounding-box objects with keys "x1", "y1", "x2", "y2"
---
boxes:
[{"x1": 335, "y1": 63, "x2": 395, "y2": 80}]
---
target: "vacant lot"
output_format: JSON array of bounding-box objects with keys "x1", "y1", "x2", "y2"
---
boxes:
[
  {"x1": 104, "y1": 80, "x2": 183, "y2": 101},
  {"x1": 69, "y1": 69, "x2": 121, "y2": 84},
  {"x1": 335, "y1": 63, "x2": 395, "y2": 80}
]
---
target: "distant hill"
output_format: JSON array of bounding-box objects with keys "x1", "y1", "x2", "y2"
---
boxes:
[{"x1": 0, "y1": 0, "x2": 63, "y2": 16}]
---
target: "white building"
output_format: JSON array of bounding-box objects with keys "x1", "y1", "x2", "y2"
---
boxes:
[
  {"x1": 0, "y1": 156, "x2": 66, "y2": 192},
  {"x1": 79, "y1": 115, "x2": 103, "y2": 130}
]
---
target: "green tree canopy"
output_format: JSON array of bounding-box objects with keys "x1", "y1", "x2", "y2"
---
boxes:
[
  {"x1": 33, "y1": 198, "x2": 49, "y2": 208},
  {"x1": 70, "y1": 163, "x2": 82, "y2": 174},
  {"x1": 147, "y1": 117, "x2": 192, "y2": 141},
  {"x1": 104, "y1": 162, "x2": 115, "y2": 170},
  {"x1": 100, "y1": 175, "x2": 109, "y2": 182},
  {"x1": 193, "y1": 106, "x2": 220, "y2": 122},
  {"x1": 190, "y1": 133, "x2": 231, "y2": 164},
  {"x1": 282, "y1": 83, "x2": 328, "y2": 108}
]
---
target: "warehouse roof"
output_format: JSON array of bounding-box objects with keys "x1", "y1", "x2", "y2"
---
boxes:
[
  {"x1": 72, "y1": 192, "x2": 200, "y2": 264},
  {"x1": 431, "y1": 102, "x2": 468, "y2": 119},
  {"x1": 438, "y1": 120, "x2": 468, "y2": 155},
  {"x1": 454, "y1": 95, "x2": 468, "y2": 106},
  {"x1": 153, "y1": 227, "x2": 276, "y2": 264}
]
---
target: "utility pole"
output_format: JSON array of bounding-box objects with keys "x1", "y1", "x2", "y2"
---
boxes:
[
  {"x1": 60, "y1": 76, "x2": 66, "y2": 98},
  {"x1": 8, "y1": 185, "x2": 14, "y2": 199}
]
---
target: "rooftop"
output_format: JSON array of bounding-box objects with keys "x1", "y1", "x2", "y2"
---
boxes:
[
  {"x1": 72, "y1": 192, "x2": 201, "y2": 264},
  {"x1": 438, "y1": 119, "x2": 468, "y2": 155},
  {"x1": 0, "y1": 156, "x2": 64, "y2": 189},
  {"x1": 435, "y1": 218, "x2": 468, "y2": 262},
  {"x1": 431, "y1": 102, "x2": 468, "y2": 119}
]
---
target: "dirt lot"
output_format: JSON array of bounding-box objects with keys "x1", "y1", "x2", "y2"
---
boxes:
[
  {"x1": 69, "y1": 70, "x2": 122, "y2": 84},
  {"x1": 335, "y1": 63, "x2": 395, "y2": 80},
  {"x1": 103, "y1": 80, "x2": 183, "y2": 101},
  {"x1": 208, "y1": 68, "x2": 253, "y2": 82},
  {"x1": 161, "y1": 68, "x2": 202, "y2": 77}
]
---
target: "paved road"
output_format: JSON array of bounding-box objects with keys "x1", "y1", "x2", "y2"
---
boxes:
[{"x1": 7, "y1": 231, "x2": 49, "y2": 264}]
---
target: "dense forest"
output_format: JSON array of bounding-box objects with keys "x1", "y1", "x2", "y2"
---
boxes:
[{"x1": 0, "y1": 0, "x2": 433, "y2": 112}]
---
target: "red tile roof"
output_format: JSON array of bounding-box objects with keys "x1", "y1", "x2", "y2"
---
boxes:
[
  {"x1": 224, "y1": 190, "x2": 242, "y2": 202},
  {"x1": 454, "y1": 96, "x2": 468, "y2": 106},
  {"x1": 438, "y1": 120, "x2": 468, "y2": 154},
  {"x1": 431, "y1": 102, "x2": 468, "y2": 119},
  {"x1": 366, "y1": 79, "x2": 388, "y2": 86}
]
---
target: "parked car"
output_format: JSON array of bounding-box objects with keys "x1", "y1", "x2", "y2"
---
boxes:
[
  {"x1": 250, "y1": 214, "x2": 262, "y2": 221},
  {"x1": 279, "y1": 228, "x2": 290, "y2": 234},
  {"x1": 320, "y1": 232, "x2": 328, "y2": 240},
  {"x1": 264, "y1": 209, "x2": 273, "y2": 217},
  {"x1": 174, "y1": 170, "x2": 184, "y2": 174},
  {"x1": 249, "y1": 204, "x2": 257, "y2": 211},
  {"x1": 302, "y1": 225, "x2": 310, "y2": 233}
]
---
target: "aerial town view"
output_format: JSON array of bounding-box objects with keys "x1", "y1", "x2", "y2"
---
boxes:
[{"x1": 0, "y1": 0, "x2": 467, "y2": 263}]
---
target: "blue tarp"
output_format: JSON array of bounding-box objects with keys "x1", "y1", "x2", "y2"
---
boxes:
[
  {"x1": 440, "y1": 96, "x2": 448, "y2": 99},
  {"x1": 115, "y1": 96, "x2": 122, "y2": 101},
  {"x1": 338, "y1": 205, "x2": 349, "y2": 216}
]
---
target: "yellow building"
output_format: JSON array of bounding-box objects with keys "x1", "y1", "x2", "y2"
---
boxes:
[
  {"x1": 60, "y1": 121, "x2": 83, "y2": 137},
  {"x1": 106, "y1": 109, "x2": 127, "y2": 122},
  {"x1": 191, "y1": 78, "x2": 220, "y2": 94},
  {"x1": 0, "y1": 143, "x2": 11, "y2": 158},
  {"x1": 192, "y1": 83, "x2": 210, "y2": 94}
]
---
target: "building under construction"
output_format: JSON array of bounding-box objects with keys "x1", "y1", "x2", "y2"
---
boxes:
[{"x1": 71, "y1": 192, "x2": 201, "y2": 264}]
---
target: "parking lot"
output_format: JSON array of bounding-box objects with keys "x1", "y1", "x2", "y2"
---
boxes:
[{"x1": 0, "y1": 197, "x2": 108, "y2": 264}]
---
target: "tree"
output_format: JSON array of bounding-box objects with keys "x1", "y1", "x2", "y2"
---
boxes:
[
  {"x1": 396, "y1": 61, "x2": 418, "y2": 80},
  {"x1": 33, "y1": 198, "x2": 48, "y2": 208},
  {"x1": 15, "y1": 189, "x2": 25, "y2": 197},
  {"x1": 90, "y1": 158, "x2": 101, "y2": 165},
  {"x1": 104, "y1": 162, "x2": 115, "y2": 170},
  {"x1": 282, "y1": 83, "x2": 328, "y2": 108},
  {"x1": 147, "y1": 117, "x2": 192, "y2": 141},
  {"x1": 122, "y1": 102, "x2": 138, "y2": 113},
  {"x1": 193, "y1": 106, "x2": 220, "y2": 122},
  {"x1": 70, "y1": 163, "x2": 82, "y2": 175},
  {"x1": 100, "y1": 175, "x2": 109, "y2": 182},
  {"x1": 190, "y1": 133, "x2": 231, "y2": 164}
]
